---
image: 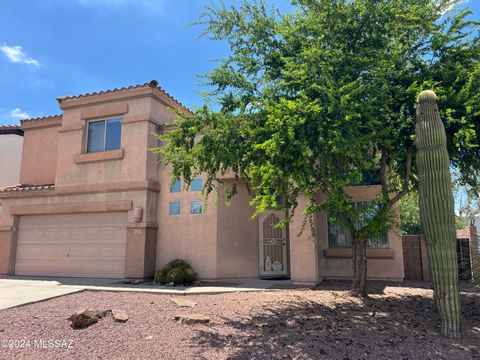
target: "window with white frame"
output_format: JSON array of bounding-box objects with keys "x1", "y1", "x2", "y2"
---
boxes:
[
  {"x1": 86, "y1": 118, "x2": 121, "y2": 153},
  {"x1": 190, "y1": 201, "x2": 203, "y2": 214},
  {"x1": 328, "y1": 201, "x2": 388, "y2": 248},
  {"x1": 169, "y1": 201, "x2": 181, "y2": 215}
]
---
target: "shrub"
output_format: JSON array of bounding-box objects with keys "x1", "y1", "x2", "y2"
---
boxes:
[
  {"x1": 183, "y1": 268, "x2": 198, "y2": 285},
  {"x1": 154, "y1": 268, "x2": 168, "y2": 284},
  {"x1": 166, "y1": 268, "x2": 185, "y2": 286},
  {"x1": 165, "y1": 259, "x2": 191, "y2": 270},
  {"x1": 155, "y1": 259, "x2": 197, "y2": 286}
]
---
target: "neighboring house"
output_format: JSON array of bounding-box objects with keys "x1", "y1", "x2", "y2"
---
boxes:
[
  {"x1": 0, "y1": 81, "x2": 404, "y2": 283},
  {"x1": 0, "y1": 125, "x2": 23, "y2": 188}
]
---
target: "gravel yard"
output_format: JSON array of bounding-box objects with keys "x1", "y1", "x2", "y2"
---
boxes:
[{"x1": 0, "y1": 281, "x2": 478, "y2": 360}]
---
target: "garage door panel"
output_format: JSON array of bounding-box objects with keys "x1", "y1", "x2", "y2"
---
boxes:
[{"x1": 15, "y1": 213, "x2": 127, "y2": 278}]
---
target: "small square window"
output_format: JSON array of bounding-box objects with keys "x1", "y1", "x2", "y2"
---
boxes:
[
  {"x1": 169, "y1": 201, "x2": 181, "y2": 215},
  {"x1": 191, "y1": 201, "x2": 203, "y2": 214},
  {"x1": 170, "y1": 180, "x2": 181, "y2": 193},
  {"x1": 86, "y1": 118, "x2": 122, "y2": 153},
  {"x1": 191, "y1": 178, "x2": 203, "y2": 192}
]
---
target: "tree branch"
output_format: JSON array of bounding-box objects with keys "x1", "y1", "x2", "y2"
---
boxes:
[
  {"x1": 380, "y1": 147, "x2": 388, "y2": 195},
  {"x1": 384, "y1": 147, "x2": 413, "y2": 211}
]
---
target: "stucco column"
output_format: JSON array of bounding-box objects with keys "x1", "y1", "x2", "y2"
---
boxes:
[
  {"x1": 0, "y1": 228, "x2": 13, "y2": 275},
  {"x1": 125, "y1": 224, "x2": 157, "y2": 278},
  {"x1": 289, "y1": 196, "x2": 320, "y2": 284}
]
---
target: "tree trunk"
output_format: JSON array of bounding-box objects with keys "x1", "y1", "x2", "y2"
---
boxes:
[{"x1": 351, "y1": 236, "x2": 367, "y2": 297}]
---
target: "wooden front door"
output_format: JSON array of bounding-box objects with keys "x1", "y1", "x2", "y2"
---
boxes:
[{"x1": 259, "y1": 211, "x2": 288, "y2": 277}]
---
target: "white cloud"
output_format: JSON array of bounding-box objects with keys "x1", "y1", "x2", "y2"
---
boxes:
[
  {"x1": 0, "y1": 45, "x2": 41, "y2": 67},
  {"x1": 10, "y1": 108, "x2": 30, "y2": 119}
]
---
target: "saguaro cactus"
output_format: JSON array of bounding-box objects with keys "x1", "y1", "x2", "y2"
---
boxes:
[{"x1": 415, "y1": 90, "x2": 461, "y2": 339}]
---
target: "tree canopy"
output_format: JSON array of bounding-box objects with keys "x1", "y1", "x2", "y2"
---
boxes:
[{"x1": 157, "y1": 0, "x2": 479, "y2": 233}]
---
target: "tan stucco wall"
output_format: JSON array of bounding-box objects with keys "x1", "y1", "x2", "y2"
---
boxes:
[
  {"x1": 155, "y1": 164, "x2": 218, "y2": 279},
  {"x1": 56, "y1": 97, "x2": 154, "y2": 188},
  {"x1": 316, "y1": 185, "x2": 404, "y2": 281},
  {"x1": 19, "y1": 125, "x2": 58, "y2": 185},
  {"x1": 0, "y1": 134, "x2": 23, "y2": 187},
  {"x1": 216, "y1": 182, "x2": 259, "y2": 279},
  {"x1": 0, "y1": 189, "x2": 156, "y2": 277},
  {"x1": 290, "y1": 195, "x2": 320, "y2": 284}
]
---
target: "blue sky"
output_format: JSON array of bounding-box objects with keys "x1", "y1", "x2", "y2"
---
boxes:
[{"x1": 0, "y1": 0, "x2": 478, "y2": 125}]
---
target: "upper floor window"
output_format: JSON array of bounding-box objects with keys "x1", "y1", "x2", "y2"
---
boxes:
[
  {"x1": 191, "y1": 178, "x2": 203, "y2": 192},
  {"x1": 86, "y1": 118, "x2": 121, "y2": 153},
  {"x1": 170, "y1": 179, "x2": 182, "y2": 193},
  {"x1": 327, "y1": 201, "x2": 388, "y2": 248}
]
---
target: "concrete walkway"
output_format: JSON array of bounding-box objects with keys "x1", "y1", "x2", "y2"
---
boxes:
[{"x1": 0, "y1": 276, "x2": 297, "y2": 310}]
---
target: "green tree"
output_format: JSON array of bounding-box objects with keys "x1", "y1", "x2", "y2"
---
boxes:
[
  {"x1": 400, "y1": 191, "x2": 422, "y2": 235},
  {"x1": 154, "y1": 0, "x2": 480, "y2": 297}
]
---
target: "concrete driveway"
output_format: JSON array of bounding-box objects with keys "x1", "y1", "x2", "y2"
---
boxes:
[
  {"x1": 0, "y1": 276, "x2": 114, "y2": 310},
  {"x1": 0, "y1": 276, "x2": 297, "y2": 311}
]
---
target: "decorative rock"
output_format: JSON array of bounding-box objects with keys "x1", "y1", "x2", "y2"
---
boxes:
[
  {"x1": 132, "y1": 279, "x2": 142, "y2": 285},
  {"x1": 69, "y1": 309, "x2": 100, "y2": 329},
  {"x1": 170, "y1": 298, "x2": 197, "y2": 308},
  {"x1": 95, "y1": 309, "x2": 111, "y2": 319},
  {"x1": 112, "y1": 309, "x2": 129, "y2": 322},
  {"x1": 174, "y1": 314, "x2": 210, "y2": 325}
]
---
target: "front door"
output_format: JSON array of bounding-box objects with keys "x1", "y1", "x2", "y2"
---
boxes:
[{"x1": 259, "y1": 211, "x2": 288, "y2": 277}]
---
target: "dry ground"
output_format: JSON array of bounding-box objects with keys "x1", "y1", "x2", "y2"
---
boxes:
[{"x1": 0, "y1": 281, "x2": 478, "y2": 360}]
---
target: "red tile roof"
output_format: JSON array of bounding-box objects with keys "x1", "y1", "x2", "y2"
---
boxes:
[
  {"x1": 20, "y1": 114, "x2": 62, "y2": 125},
  {"x1": 0, "y1": 184, "x2": 55, "y2": 193},
  {"x1": 0, "y1": 124, "x2": 23, "y2": 135},
  {"x1": 56, "y1": 80, "x2": 191, "y2": 112}
]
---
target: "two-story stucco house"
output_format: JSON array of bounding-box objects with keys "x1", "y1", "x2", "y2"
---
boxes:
[
  {"x1": 0, "y1": 81, "x2": 404, "y2": 283},
  {"x1": 0, "y1": 125, "x2": 23, "y2": 188}
]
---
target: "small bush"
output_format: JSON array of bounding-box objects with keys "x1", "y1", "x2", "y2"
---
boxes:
[
  {"x1": 183, "y1": 268, "x2": 198, "y2": 285},
  {"x1": 166, "y1": 268, "x2": 185, "y2": 286},
  {"x1": 154, "y1": 268, "x2": 168, "y2": 284},
  {"x1": 165, "y1": 259, "x2": 191, "y2": 270},
  {"x1": 155, "y1": 259, "x2": 197, "y2": 286}
]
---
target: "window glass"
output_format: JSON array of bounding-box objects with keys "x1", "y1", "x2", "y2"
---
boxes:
[
  {"x1": 170, "y1": 180, "x2": 181, "y2": 193},
  {"x1": 191, "y1": 178, "x2": 203, "y2": 192},
  {"x1": 169, "y1": 201, "x2": 181, "y2": 215},
  {"x1": 328, "y1": 201, "x2": 388, "y2": 248},
  {"x1": 191, "y1": 201, "x2": 203, "y2": 214},
  {"x1": 86, "y1": 118, "x2": 121, "y2": 153},
  {"x1": 86, "y1": 121, "x2": 105, "y2": 153},
  {"x1": 105, "y1": 118, "x2": 121, "y2": 151}
]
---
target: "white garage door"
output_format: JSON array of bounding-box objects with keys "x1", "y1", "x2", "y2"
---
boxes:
[{"x1": 15, "y1": 212, "x2": 127, "y2": 278}]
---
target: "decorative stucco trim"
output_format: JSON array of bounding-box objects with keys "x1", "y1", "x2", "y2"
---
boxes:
[
  {"x1": 127, "y1": 222, "x2": 159, "y2": 229},
  {"x1": 55, "y1": 180, "x2": 161, "y2": 194},
  {"x1": 0, "y1": 180, "x2": 161, "y2": 199},
  {"x1": 323, "y1": 248, "x2": 394, "y2": 259},
  {"x1": 74, "y1": 149, "x2": 124, "y2": 164},
  {"x1": 81, "y1": 103, "x2": 129, "y2": 120},
  {"x1": 9, "y1": 200, "x2": 133, "y2": 215},
  {"x1": 21, "y1": 116, "x2": 62, "y2": 130},
  {"x1": 121, "y1": 116, "x2": 162, "y2": 126},
  {"x1": 0, "y1": 226, "x2": 13, "y2": 232},
  {"x1": 58, "y1": 124, "x2": 83, "y2": 133}
]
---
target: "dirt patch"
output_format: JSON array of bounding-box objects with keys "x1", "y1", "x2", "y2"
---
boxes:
[{"x1": 0, "y1": 281, "x2": 478, "y2": 359}]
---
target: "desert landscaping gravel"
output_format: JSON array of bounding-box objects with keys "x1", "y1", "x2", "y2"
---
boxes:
[{"x1": 0, "y1": 281, "x2": 478, "y2": 359}]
